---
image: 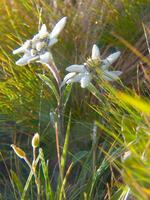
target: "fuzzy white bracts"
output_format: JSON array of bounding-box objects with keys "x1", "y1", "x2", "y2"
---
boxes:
[
  {"x1": 62, "y1": 44, "x2": 122, "y2": 88},
  {"x1": 13, "y1": 17, "x2": 67, "y2": 66}
]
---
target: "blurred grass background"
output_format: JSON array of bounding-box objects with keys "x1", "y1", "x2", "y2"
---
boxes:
[{"x1": 0, "y1": 0, "x2": 150, "y2": 199}]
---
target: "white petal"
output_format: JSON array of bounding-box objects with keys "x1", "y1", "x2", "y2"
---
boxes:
[
  {"x1": 101, "y1": 63, "x2": 109, "y2": 71},
  {"x1": 92, "y1": 44, "x2": 100, "y2": 60},
  {"x1": 103, "y1": 70, "x2": 122, "y2": 81},
  {"x1": 28, "y1": 55, "x2": 39, "y2": 62},
  {"x1": 102, "y1": 51, "x2": 121, "y2": 70},
  {"x1": 16, "y1": 54, "x2": 32, "y2": 66},
  {"x1": 39, "y1": 24, "x2": 49, "y2": 38},
  {"x1": 66, "y1": 65, "x2": 86, "y2": 73},
  {"x1": 23, "y1": 40, "x2": 31, "y2": 49},
  {"x1": 32, "y1": 34, "x2": 39, "y2": 45},
  {"x1": 40, "y1": 24, "x2": 47, "y2": 33},
  {"x1": 49, "y1": 17, "x2": 67, "y2": 39},
  {"x1": 39, "y1": 52, "x2": 52, "y2": 64},
  {"x1": 63, "y1": 72, "x2": 76, "y2": 82},
  {"x1": 13, "y1": 40, "x2": 31, "y2": 55},
  {"x1": 48, "y1": 38, "x2": 58, "y2": 47},
  {"x1": 66, "y1": 73, "x2": 84, "y2": 84},
  {"x1": 61, "y1": 72, "x2": 76, "y2": 87},
  {"x1": 80, "y1": 73, "x2": 92, "y2": 88},
  {"x1": 13, "y1": 46, "x2": 25, "y2": 54},
  {"x1": 105, "y1": 51, "x2": 121, "y2": 64}
]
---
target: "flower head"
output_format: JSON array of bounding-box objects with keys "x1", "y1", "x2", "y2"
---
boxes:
[
  {"x1": 13, "y1": 17, "x2": 67, "y2": 66},
  {"x1": 62, "y1": 44, "x2": 122, "y2": 88}
]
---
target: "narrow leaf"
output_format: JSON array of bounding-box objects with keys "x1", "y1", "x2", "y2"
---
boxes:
[{"x1": 38, "y1": 74, "x2": 60, "y2": 103}]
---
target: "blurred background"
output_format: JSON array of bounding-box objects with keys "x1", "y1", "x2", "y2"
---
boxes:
[{"x1": 0, "y1": 0, "x2": 150, "y2": 199}]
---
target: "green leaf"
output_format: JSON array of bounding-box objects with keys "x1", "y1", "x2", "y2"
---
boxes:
[
  {"x1": 38, "y1": 74, "x2": 60, "y2": 103},
  {"x1": 60, "y1": 111, "x2": 71, "y2": 175},
  {"x1": 39, "y1": 148, "x2": 54, "y2": 200},
  {"x1": 59, "y1": 112, "x2": 71, "y2": 200},
  {"x1": 111, "y1": 185, "x2": 130, "y2": 200},
  {"x1": 21, "y1": 170, "x2": 33, "y2": 200},
  {"x1": 71, "y1": 151, "x2": 89, "y2": 164},
  {"x1": 10, "y1": 170, "x2": 23, "y2": 196},
  {"x1": 21, "y1": 155, "x2": 40, "y2": 200},
  {"x1": 87, "y1": 83, "x2": 102, "y2": 102},
  {"x1": 62, "y1": 84, "x2": 72, "y2": 111}
]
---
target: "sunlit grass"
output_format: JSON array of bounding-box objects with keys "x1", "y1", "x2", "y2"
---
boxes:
[{"x1": 0, "y1": 0, "x2": 150, "y2": 199}]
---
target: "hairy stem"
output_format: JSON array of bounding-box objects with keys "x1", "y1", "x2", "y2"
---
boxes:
[
  {"x1": 45, "y1": 60, "x2": 62, "y2": 86},
  {"x1": 46, "y1": 59, "x2": 64, "y2": 188}
]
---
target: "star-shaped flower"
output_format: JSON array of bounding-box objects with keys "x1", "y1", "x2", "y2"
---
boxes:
[
  {"x1": 13, "y1": 17, "x2": 67, "y2": 66},
  {"x1": 61, "y1": 44, "x2": 122, "y2": 88}
]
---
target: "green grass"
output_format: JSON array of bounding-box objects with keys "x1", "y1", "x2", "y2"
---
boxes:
[{"x1": 0, "y1": 0, "x2": 150, "y2": 199}]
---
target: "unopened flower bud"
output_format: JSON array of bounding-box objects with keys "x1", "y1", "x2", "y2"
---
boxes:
[
  {"x1": 11, "y1": 144, "x2": 26, "y2": 159},
  {"x1": 31, "y1": 49, "x2": 37, "y2": 56},
  {"x1": 36, "y1": 42, "x2": 46, "y2": 51},
  {"x1": 32, "y1": 133, "x2": 40, "y2": 148}
]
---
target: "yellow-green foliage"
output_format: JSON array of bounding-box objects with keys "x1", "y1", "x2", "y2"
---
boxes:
[{"x1": 0, "y1": 0, "x2": 150, "y2": 200}]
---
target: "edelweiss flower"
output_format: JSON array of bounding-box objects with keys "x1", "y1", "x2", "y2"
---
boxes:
[
  {"x1": 13, "y1": 17, "x2": 67, "y2": 66},
  {"x1": 62, "y1": 44, "x2": 122, "y2": 88}
]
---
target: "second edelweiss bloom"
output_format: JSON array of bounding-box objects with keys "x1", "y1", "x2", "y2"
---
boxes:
[
  {"x1": 62, "y1": 44, "x2": 122, "y2": 88},
  {"x1": 13, "y1": 17, "x2": 67, "y2": 66}
]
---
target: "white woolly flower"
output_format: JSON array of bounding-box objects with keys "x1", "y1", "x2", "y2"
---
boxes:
[
  {"x1": 62, "y1": 44, "x2": 122, "y2": 88},
  {"x1": 13, "y1": 17, "x2": 67, "y2": 66},
  {"x1": 62, "y1": 65, "x2": 92, "y2": 88}
]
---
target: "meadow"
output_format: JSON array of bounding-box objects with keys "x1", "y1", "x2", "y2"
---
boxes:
[{"x1": 0, "y1": 0, "x2": 150, "y2": 199}]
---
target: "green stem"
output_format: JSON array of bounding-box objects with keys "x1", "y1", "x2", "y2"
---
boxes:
[
  {"x1": 32, "y1": 148, "x2": 40, "y2": 200},
  {"x1": 21, "y1": 155, "x2": 40, "y2": 200}
]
